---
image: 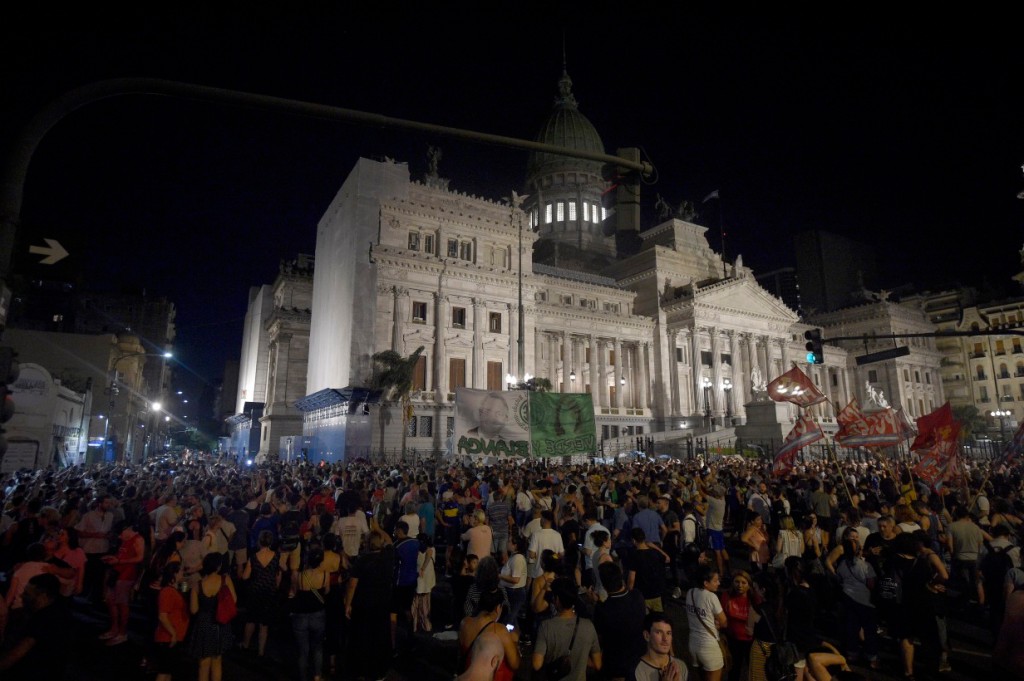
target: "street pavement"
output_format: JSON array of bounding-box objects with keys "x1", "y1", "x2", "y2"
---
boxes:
[{"x1": 56, "y1": 542, "x2": 996, "y2": 681}]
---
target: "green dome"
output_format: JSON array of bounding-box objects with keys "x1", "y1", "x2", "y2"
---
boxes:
[{"x1": 526, "y1": 71, "x2": 605, "y2": 181}]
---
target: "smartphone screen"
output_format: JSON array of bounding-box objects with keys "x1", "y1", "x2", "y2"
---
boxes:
[{"x1": 506, "y1": 624, "x2": 515, "y2": 631}]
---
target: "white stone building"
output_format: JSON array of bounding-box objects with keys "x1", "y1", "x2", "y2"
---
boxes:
[{"x1": 236, "y1": 71, "x2": 953, "y2": 461}]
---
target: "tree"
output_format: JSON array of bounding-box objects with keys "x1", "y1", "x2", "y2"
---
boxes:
[
  {"x1": 370, "y1": 346, "x2": 424, "y2": 459},
  {"x1": 951, "y1": 404, "x2": 987, "y2": 441}
]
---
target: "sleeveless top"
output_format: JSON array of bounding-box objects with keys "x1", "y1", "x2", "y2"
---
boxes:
[{"x1": 291, "y1": 570, "x2": 327, "y2": 614}]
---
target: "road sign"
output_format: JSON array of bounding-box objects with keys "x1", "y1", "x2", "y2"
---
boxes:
[
  {"x1": 29, "y1": 238, "x2": 69, "y2": 264},
  {"x1": 855, "y1": 346, "x2": 910, "y2": 365}
]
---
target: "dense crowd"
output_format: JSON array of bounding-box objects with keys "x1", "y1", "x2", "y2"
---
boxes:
[{"x1": 0, "y1": 450, "x2": 1019, "y2": 681}]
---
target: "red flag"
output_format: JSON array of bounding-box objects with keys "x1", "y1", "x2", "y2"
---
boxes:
[
  {"x1": 910, "y1": 402, "x2": 954, "y2": 451},
  {"x1": 766, "y1": 366, "x2": 826, "y2": 408},
  {"x1": 835, "y1": 399, "x2": 865, "y2": 440},
  {"x1": 835, "y1": 401, "x2": 901, "y2": 448},
  {"x1": 913, "y1": 421, "x2": 961, "y2": 487},
  {"x1": 773, "y1": 414, "x2": 824, "y2": 477}
]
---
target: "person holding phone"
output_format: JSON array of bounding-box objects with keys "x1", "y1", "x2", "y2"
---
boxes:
[{"x1": 458, "y1": 588, "x2": 520, "y2": 681}]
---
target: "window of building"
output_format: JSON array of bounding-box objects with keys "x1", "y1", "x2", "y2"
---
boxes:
[
  {"x1": 601, "y1": 206, "x2": 607, "y2": 221},
  {"x1": 452, "y1": 307, "x2": 466, "y2": 328},
  {"x1": 676, "y1": 347, "x2": 684, "y2": 363},
  {"x1": 914, "y1": 370, "x2": 921, "y2": 383},
  {"x1": 609, "y1": 350, "x2": 616, "y2": 366},
  {"x1": 701, "y1": 351, "x2": 713, "y2": 366},
  {"x1": 1001, "y1": 363, "x2": 1011, "y2": 379},
  {"x1": 556, "y1": 202, "x2": 565, "y2": 222},
  {"x1": 585, "y1": 347, "x2": 591, "y2": 363},
  {"x1": 903, "y1": 369, "x2": 910, "y2": 381},
  {"x1": 925, "y1": 372, "x2": 931, "y2": 384},
  {"x1": 423, "y1": 234, "x2": 435, "y2": 255},
  {"x1": 459, "y1": 241, "x2": 473, "y2": 261},
  {"x1": 408, "y1": 232, "x2": 420, "y2": 250},
  {"x1": 545, "y1": 204, "x2": 552, "y2": 224},
  {"x1": 412, "y1": 301, "x2": 427, "y2": 322},
  {"x1": 560, "y1": 294, "x2": 573, "y2": 305},
  {"x1": 487, "y1": 361, "x2": 503, "y2": 391},
  {"x1": 418, "y1": 416, "x2": 433, "y2": 437},
  {"x1": 592, "y1": 203, "x2": 600, "y2": 223},
  {"x1": 493, "y1": 249, "x2": 507, "y2": 268},
  {"x1": 973, "y1": 342, "x2": 984, "y2": 357},
  {"x1": 449, "y1": 358, "x2": 466, "y2": 389},
  {"x1": 568, "y1": 201, "x2": 577, "y2": 221},
  {"x1": 407, "y1": 416, "x2": 417, "y2": 437},
  {"x1": 536, "y1": 291, "x2": 547, "y2": 302},
  {"x1": 831, "y1": 373, "x2": 838, "y2": 387},
  {"x1": 603, "y1": 302, "x2": 619, "y2": 313},
  {"x1": 980, "y1": 386, "x2": 989, "y2": 402},
  {"x1": 583, "y1": 202, "x2": 590, "y2": 221},
  {"x1": 447, "y1": 239, "x2": 459, "y2": 257},
  {"x1": 1017, "y1": 362, "x2": 1024, "y2": 377},
  {"x1": 412, "y1": 355, "x2": 427, "y2": 391},
  {"x1": 868, "y1": 370, "x2": 878, "y2": 383},
  {"x1": 447, "y1": 417, "x2": 455, "y2": 437},
  {"x1": 489, "y1": 312, "x2": 502, "y2": 333},
  {"x1": 997, "y1": 340, "x2": 1007, "y2": 355},
  {"x1": 721, "y1": 353, "x2": 732, "y2": 366},
  {"x1": 977, "y1": 365, "x2": 986, "y2": 380},
  {"x1": 1015, "y1": 341, "x2": 1023, "y2": 353}
]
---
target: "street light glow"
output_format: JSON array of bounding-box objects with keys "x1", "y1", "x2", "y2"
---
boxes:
[{"x1": 151, "y1": 402, "x2": 162, "y2": 411}]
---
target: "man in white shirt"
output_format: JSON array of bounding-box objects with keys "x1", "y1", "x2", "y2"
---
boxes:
[
  {"x1": 75, "y1": 495, "x2": 114, "y2": 604},
  {"x1": 527, "y1": 511, "x2": 564, "y2": 578},
  {"x1": 150, "y1": 492, "x2": 180, "y2": 544},
  {"x1": 582, "y1": 511, "x2": 610, "y2": 573}
]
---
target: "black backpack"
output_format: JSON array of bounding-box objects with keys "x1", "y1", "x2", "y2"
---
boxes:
[
  {"x1": 278, "y1": 510, "x2": 302, "y2": 553},
  {"x1": 979, "y1": 545, "x2": 1014, "y2": 601}
]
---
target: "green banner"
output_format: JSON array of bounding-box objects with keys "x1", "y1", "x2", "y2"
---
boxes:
[{"x1": 528, "y1": 393, "x2": 597, "y2": 457}]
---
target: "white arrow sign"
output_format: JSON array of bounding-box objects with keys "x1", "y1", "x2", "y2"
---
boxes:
[{"x1": 29, "y1": 238, "x2": 69, "y2": 265}]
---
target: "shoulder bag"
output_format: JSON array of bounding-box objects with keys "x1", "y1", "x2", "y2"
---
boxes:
[
  {"x1": 690, "y1": 589, "x2": 732, "y2": 674},
  {"x1": 537, "y1": 615, "x2": 579, "y2": 681},
  {"x1": 215, "y1": 577, "x2": 238, "y2": 624}
]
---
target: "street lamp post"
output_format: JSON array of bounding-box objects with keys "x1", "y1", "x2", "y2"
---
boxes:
[
  {"x1": 702, "y1": 376, "x2": 713, "y2": 431},
  {"x1": 723, "y1": 377, "x2": 733, "y2": 423},
  {"x1": 992, "y1": 409, "x2": 1011, "y2": 442}
]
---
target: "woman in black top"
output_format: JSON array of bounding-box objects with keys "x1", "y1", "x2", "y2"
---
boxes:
[{"x1": 782, "y1": 557, "x2": 818, "y2": 658}]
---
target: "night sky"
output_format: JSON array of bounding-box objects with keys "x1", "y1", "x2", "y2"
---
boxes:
[{"x1": 2, "y1": 7, "x2": 1022, "y2": 414}]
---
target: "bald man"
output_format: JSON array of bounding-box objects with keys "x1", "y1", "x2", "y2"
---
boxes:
[{"x1": 456, "y1": 633, "x2": 505, "y2": 681}]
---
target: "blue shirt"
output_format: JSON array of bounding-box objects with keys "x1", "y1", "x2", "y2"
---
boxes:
[
  {"x1": 418, "y1": 501, "x2": 436, "y2": 536},
  {"x1": 631, "y1": 509, "x2": 665, "y2": 545},
  {"x1": 394, "y1": 537, "x2": 420, "y2": 586}
]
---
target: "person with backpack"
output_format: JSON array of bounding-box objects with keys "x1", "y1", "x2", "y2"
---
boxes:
[
  {"x1": 946, "y1": 504, "x2": 992, "y2": 606},
  {"x1": 885, "y1": 531, "x2": 948, "y2": 679},
  {"x1": 979, "y1": 524, "x2": 1018, "y2": 635}
]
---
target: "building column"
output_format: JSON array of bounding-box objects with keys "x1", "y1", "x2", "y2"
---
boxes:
[
  {"x1": 692, "y1": 327, "x2": 703, "y2": 414},
  {"x1": 744, "y1": 333, "x2": 757, "y2": 399},
  {"x1": 613, "y1": 338, "x2": 623, "y2": 409},
  {"x1": 780, "y1": 336, "x2": 790, "y2": 373},
  {"x1": 472, "y1": 299, "x2": 484, "y2": 389},
  {"x1": 434, "y1": 293, "x2": 447, "y2": 400},
  {"x1": 548, "y1": 333, "x2": 557, "y2": 391},
  {"x1": 560, "y1": 331, "x2": 569, "y2": 392},
  {"x1": 534, "y1": 323, "x2": 542, "y2": 383},
  {"x1": 710, "y1": 327, "x2": 722, "y2": 417},
  {"x1": 729, "y1": 330, "x2": 744, "y2": 420},
  {"x1": 392, "y1": 287, "x2": 408, "y2": 353},
  {"x1": 639, "y1": 341, "x2": 650, "y2": 412},
  {"x1": 598, "y1": 339, "x2": 608, "y2": 407},
  {"x1": 508, "y1": 303, "x2": 517, "y2": 381},
  {"x1": 668, "y1": 330, "x2": 680, "y2": 415},
  {"x1": 589, "y1": 334, "x2": 599, "y2": 403}
]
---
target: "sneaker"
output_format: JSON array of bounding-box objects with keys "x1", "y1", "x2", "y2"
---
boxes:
[
  {"x1": 671, "y1": 587, "x2": 683, "y2": 600},
  {"x1": 98, "y1": 631, "x2": 117, "y2": 640},
  {"x1": 105, "y1": 634, "x2": 128, "y2": 646}
]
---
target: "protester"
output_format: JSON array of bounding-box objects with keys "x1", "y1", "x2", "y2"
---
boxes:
[
  {"x1": 189, "y1": 552, "x2": 237, "y2": 681},
  {"x1": 532, "y1": 576, "x2": 602, "y2": 681},
  {"x1": 628, "y1": 612, "x2": 688, "y2": 681},
  {"x1": 685, "y1": 566, "x2": 727, "y2": 681}
]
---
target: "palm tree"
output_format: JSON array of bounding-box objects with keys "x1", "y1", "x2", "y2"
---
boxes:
[{"x1": 370, "y1": 346, "x2": 424, "y2": 460}]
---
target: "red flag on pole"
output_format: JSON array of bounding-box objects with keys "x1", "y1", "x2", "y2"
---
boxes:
[
  {"x1": 910, "y1": 402, "x2": 954, "y2": 451},
  {"x1": 913, "y1": 421, "x2": 961, "y2": 487},
  {"x1": 766, "y1": 366, "x2": 826, "y2": 408},
  {"x1": 834, "y1": 399, "x2": 901, "y2": 448},
  {"x1": 773, "y1": 414, "x2": 824, "y2": 477}
]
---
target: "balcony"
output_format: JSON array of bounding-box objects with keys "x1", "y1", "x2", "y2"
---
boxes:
[
  {"x1": 1016, "y1": 371, "x2": 1024, "y2": 378},
  {"x1": 980, "y1": 397, "x2": 992, "y2": 403},
  {"x1": 977, "y1": 373, "x2": 988, "y2": 380},
  {"x1": 970, "y1": 352, "x2": 986, "y2": 359}
]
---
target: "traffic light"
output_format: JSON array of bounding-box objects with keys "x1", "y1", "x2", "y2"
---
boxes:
[
  {"x1": 804, "y1": 329, "x2": 824, "y2": 365},
  {"x1": 0, "y1": 346, "x2": 20, "y2": 458}
]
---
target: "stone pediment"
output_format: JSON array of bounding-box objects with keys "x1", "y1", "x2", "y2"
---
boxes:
[
  {"x1": 691, "y1": 278, "x2": 798, "y2": 323},
  {"x1": 403, "y1": 327, "x2": 435, "y2": 346},
  {"x1": 444, "y1": 331, "x2": 475, "y2": 348}
]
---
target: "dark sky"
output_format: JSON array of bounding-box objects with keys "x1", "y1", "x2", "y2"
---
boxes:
[{"x1": 2, "y1": 7, "x2": 1023, "y2": 405}]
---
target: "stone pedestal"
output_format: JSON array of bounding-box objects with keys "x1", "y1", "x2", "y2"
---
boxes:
[{"x1": 734, "y1": 399, "x2": 791, "y2": 443}]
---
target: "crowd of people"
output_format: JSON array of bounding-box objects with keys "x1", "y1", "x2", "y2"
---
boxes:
[{"x1": 0, "y1": 449, "x2": 1019, "y2": 681}]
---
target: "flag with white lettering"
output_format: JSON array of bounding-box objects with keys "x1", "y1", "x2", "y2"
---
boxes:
[
  {"x1": 766, "y1": 366, "x2": 826, "y2": 408},
  {"x1": 773, "y1": 415, "x2": 824, "y2": 476}
]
